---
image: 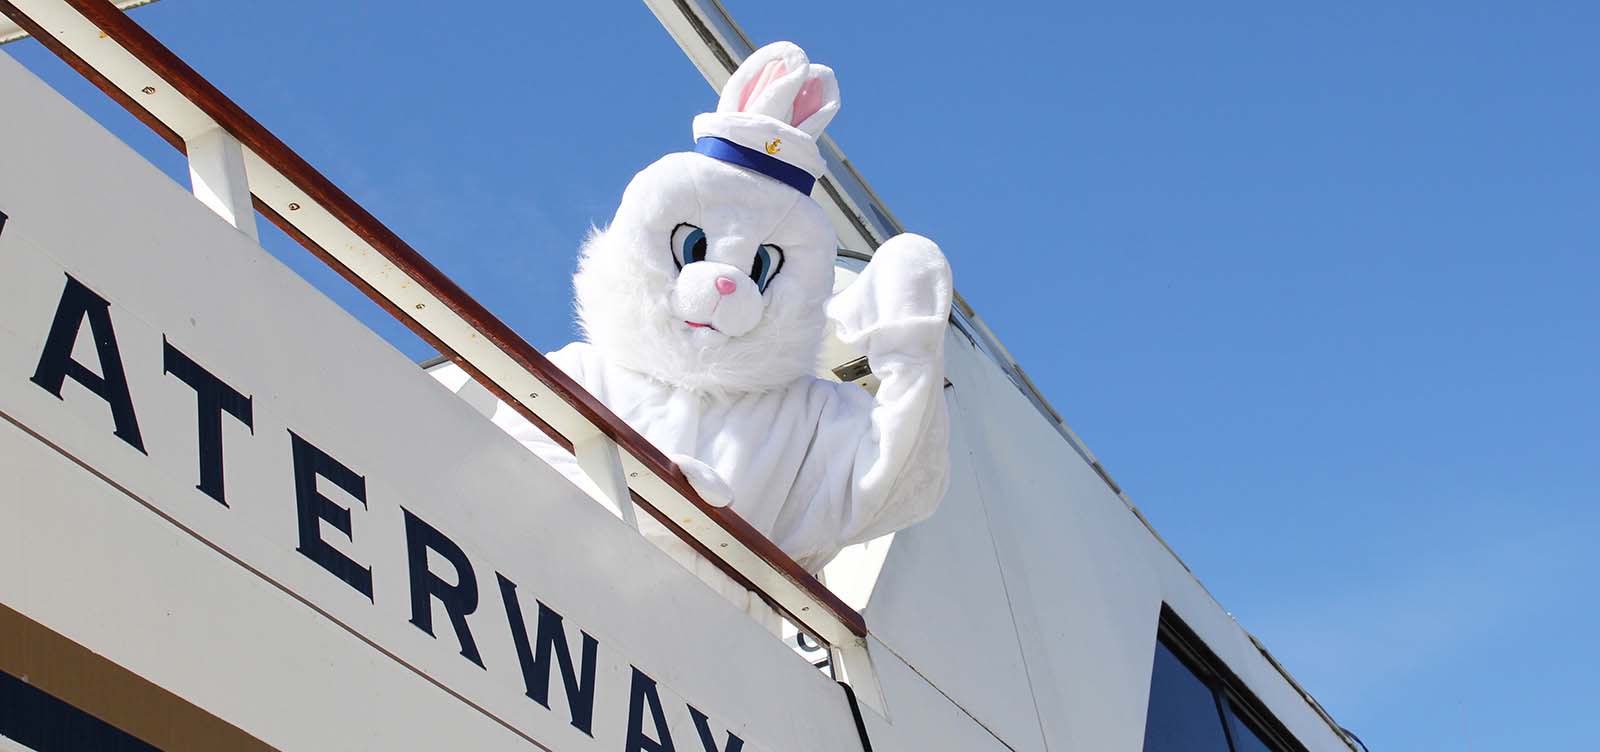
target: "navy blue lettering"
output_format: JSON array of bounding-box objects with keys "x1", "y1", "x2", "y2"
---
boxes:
[
  {"x1": 404, "y1": 508, "x2": 483, "y2": 667},
  {"x1": 689, "y1": 706, "x2": 744, "y2": 752},
  {"x1": 626, "y1": 667, "x2": 677, "y2": 752},
  {"x1": 30, "y1": 275, "x2": 144, "y2": 452},
  {"x1": 497, "y1": 574, "x2": 598, "y2": 735},
  {"x1": 163, "y1": 338, "x2": 253, "y2": 506},
  {"x1": 289, "y1": 432, "x2": 373, "y2": 599}
]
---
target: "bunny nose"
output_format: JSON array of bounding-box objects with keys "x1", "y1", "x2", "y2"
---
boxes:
[{"x1": 714, "y1": 276, "x2": 738, "y2": 296}]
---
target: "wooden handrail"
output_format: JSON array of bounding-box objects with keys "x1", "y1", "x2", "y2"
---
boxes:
[{"x1": 0, "y1": 0, "x2": 866, "y2": 643}]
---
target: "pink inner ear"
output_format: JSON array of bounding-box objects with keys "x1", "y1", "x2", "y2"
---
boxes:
[
  {"x1": 790, "y1": 77, "x2": 826, "y2": 126},
  {"x1": 738, "y1": 59, "x2": 789, "y2": 112}
]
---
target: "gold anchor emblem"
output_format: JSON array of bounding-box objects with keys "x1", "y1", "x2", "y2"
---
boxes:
[{"x1": 764, "y1": 138, "x2": 782, "y2": 155}]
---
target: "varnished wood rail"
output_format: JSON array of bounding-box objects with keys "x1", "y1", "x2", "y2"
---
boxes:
[{"x1": 0, "y1": 0, "x2": 868, "y2": 654}]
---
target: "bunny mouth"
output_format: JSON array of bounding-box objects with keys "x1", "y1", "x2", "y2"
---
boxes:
[{"x1": 684, "y1": 320, "x2": 721, "y2": 332}]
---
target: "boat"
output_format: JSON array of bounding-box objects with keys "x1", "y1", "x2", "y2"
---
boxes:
[{"x1": 0, "y1": 1, "x2": 1364, "y2": 750}]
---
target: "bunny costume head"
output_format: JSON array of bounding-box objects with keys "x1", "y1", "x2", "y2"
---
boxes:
[{"x1": 574, "y1": 42, "x2": 841, "y2": 395}]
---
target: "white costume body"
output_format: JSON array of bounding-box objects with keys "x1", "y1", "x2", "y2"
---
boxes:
[{"x1": 492, "y1": 291, "x2": 949, "y2": 575}]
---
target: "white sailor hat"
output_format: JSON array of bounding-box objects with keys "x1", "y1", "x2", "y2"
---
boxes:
[{"x1": 691, "y1": 42, "x2": 841, "y2": 195}]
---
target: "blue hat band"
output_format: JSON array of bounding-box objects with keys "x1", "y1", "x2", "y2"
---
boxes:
[{"x1": 693, "y1": 137, "x2": 816, "y2": 196}]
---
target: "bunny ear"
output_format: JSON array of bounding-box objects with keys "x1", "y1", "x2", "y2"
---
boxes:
[
  {"x1": 718, "y1": 42, "x2": 812, "y2": 124},
  {"x1": 789, "y1": 65, "x2": 840, "y2": 137}
]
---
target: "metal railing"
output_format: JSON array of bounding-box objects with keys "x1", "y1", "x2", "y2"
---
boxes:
[{"x1": 0, "y1": 0, "x2": 871, "y2": 680}]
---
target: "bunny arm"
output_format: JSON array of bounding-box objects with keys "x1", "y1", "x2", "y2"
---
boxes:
[{"x1": 772, "y1": 234, "x2": 954, "y2": 572}]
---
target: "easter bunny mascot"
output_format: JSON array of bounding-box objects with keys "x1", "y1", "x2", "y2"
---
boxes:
[{"x1": 488, "y1": 42, "x2": 952, "y2": 585}]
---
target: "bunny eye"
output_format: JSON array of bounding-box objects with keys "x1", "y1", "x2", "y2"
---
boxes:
[
  {"x1": 670, "y1": 223, "x2": 707, "y2": 270},
  {"x1": 750, "y1": 244, "x2": 785, "y2": 293}
]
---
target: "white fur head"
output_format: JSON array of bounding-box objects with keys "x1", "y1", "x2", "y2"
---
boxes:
[
  {"x1": 575, "y1": 154, "x2": 837, "y2": 395},
  {"x1": 573, "y1": 42, "x2": 842, "y2": 396}
]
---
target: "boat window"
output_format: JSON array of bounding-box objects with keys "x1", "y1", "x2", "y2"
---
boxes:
[
  {"x1": 1142, "y1": 639, "x2": 1233, "y2": 752},
  {"x1": 1225, "y1": 701, "x2": 1278, "y2": 752},
  {"x1": 1143, "y1": 608, "x2": 1307, "y2": 752}
]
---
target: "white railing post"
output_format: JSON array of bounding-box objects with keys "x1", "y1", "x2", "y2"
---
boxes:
[
  {"x1": 572, "y1": 433, "x2": 640, "y2": 529},
  {"x1": 186, "y1": 126, "x2": 257, "y2": 240},
  {"x1": 832, "y1": 638, "x2": 887, "y2": 716}
]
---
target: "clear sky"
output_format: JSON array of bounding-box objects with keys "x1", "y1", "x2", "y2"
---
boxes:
[{"x1": 8, "y1": 1, "x2": 1597, "y2": 749}]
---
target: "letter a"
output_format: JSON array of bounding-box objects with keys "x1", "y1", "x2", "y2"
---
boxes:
[
  {"x1": 31, "y1": 275, "x2": 145, "y2": 452},
  {"x1": 625, "y1": 667, "x2": 677, "y2": 752}
]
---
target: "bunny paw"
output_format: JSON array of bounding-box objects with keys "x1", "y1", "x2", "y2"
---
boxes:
[
  {"x1": 670, "y1": 454, "x2": 734, "y2": 508},
  {"x1": 827, "y1": 233, "x2": 953, "y2": 348}
]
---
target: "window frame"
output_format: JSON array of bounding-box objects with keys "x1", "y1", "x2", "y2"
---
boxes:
[{"x1": 1151, "y1": 606, "x2": 1309, "y2": 752}]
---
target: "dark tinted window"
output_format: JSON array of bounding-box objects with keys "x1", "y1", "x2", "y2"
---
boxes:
[
  {"x1": 1142, "y1": 640, "x2": 1233, "y2": 752},
  {"x1": 1226, "y1": 701, "x2": 1277, "y2": 752}
]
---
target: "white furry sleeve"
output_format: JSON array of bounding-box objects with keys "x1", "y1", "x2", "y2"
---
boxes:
[{"x1": 777, "y1": 234, "x2": 954, "y2": 572}]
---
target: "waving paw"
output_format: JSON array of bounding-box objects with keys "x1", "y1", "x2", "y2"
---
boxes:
[{"x1": 826, "y1": 233, "x2": 952, "y2": 353}]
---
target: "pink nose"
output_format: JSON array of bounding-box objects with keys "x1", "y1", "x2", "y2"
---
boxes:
[{"x1": 714, "y1": 276, "x2": 737, "y2": 296}]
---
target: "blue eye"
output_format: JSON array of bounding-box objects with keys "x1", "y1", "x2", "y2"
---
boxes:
[
  {"x1": 750, "y1": 244, "x2": 784, "y2": 292},
  {"x1": 671, "y1": 223, "x2": 706, "y2": 269}
]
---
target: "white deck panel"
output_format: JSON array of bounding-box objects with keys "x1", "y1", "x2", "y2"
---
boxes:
[
  {"x1": 0, "y1": 48, "x2": 864, "y2": 752},
  {"x1": 0, "y1": 419, "x2": 538, "y2": 751}
]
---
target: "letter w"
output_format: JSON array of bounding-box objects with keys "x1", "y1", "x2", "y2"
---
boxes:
[{"x1": 498, "y1": 573, "x2": 599, "y2": 736}]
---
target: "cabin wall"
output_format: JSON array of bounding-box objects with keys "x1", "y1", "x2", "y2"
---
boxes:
[
  {"x1": 860, "y1": 635, "x2": 1018, "y2": 752},
  {"x1": 859, "y1": 331, "x2": 1051, "y2": 752},
  {"x1": 864, "y1": 313, "x2": 1353, "y2": 751},
  {"x1": 940, "y1": 338, "x2": 1171, "y2": 751}
]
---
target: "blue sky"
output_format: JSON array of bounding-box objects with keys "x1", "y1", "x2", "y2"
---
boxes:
[{"x1": 8, "y1": 1, "x2": 1597, "y2": 748}]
